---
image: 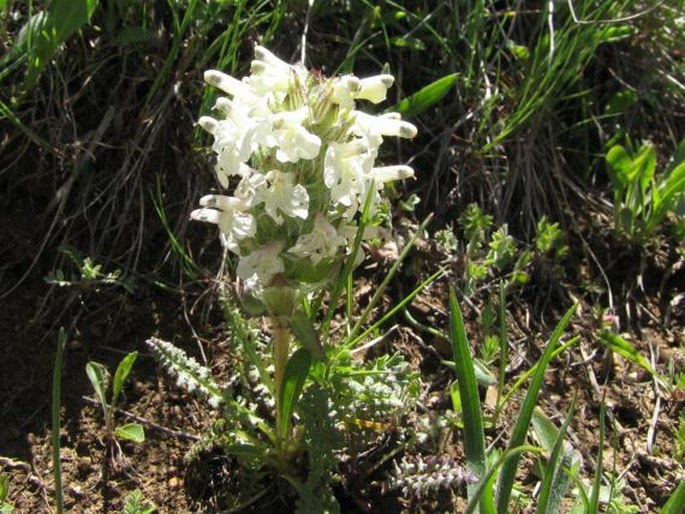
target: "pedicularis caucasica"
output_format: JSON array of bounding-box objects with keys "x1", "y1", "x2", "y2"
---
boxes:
[{"x1": 190, "y1": 45, "x2": 417, "y2": 437}]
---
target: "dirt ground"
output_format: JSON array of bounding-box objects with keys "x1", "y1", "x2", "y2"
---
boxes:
[{"x1": 1, "y1": 207, "x2": 684, "y2": 512}]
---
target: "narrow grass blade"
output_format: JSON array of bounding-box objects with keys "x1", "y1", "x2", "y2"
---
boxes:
[
  {"x1": 387, "y1": 73, "x2": 457, "y2": 119},
  {"x1": 495, "y1": 282, "x2": 509, "y2": 426},
  {"x1": 345, "y1": 267, "x2": 443, "y2": 351},
  {"x1": 464, "y1": 445, "x2": 543, "y2": 514},
  {"x1": 496, "y1": 303, "x2": 577, "y2": 513},
  {"x1": 52, "y1": 328, "x2": 67, "y2": 514},
  {"x1": 278, "y1": 348, "x2": 312, "y2": 439},
  {"x1": 347, "y1": 213, "x2": 433, "y2": 342},
  {"x1": 320, "y1": 187, "x2": 374, "y2": 332},
  {"x1": 497, "y1": 336, "x2": 579, "y2": 418},
  {"x1": 597, "y1": 331, "x2": 656, "y2": 376},
  {"x1": 112, "y1": 351, "x2": 138, "y2": 408},
  {"x1": 449, "y1": 287, "x2": 495, "y2": 512},
  {"x1": 588, "y1": 402, "x2": 606, "y2": 513},
  {"x1": 660, "y1": 479, "x2": 685, "y2": 514}
]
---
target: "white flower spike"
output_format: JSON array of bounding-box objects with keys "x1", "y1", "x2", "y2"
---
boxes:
[{"x1": 193, "y1": 45, "x2": 417, "y2": 300}]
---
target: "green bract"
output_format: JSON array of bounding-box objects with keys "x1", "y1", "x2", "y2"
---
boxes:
[{"x1": 191, "y1": 45, "x2": 417, "y2": 310}]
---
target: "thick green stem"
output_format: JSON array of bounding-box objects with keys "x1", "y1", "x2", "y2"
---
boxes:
[{"x1": 273, "y1": 318, "x2": 290, "y2": 437}]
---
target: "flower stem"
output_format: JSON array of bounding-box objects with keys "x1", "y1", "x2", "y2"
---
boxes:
[{"x1": 273, "y1": 318, "x2": 290, "y2": 438}]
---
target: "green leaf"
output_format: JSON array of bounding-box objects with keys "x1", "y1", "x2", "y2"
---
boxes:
[
  {"x1": 633, "y1": 143, "x2": 657, "y2": 190},
  {"x1": 606, "y1": 145, "x2": 633, "y2": 188},
  {"x1": 112, "y1": 351, "x2": 138, "y2": 408},
  {"x1": 278, "y1": 348, "x2": 312, "y2": 439},
  {"x1": 442, "y1": 358, "x2": 497, "y2": 386},
  {"x1": 388, "y1": 73, "x2": 457, "y2": 119},
  {"x1": 603, "y1": 90, "x2": 638, "y2": 117},
  {"x1": 506, "y1": 40, "x2": 529, "y2": 61},
  {"x1": 86, "y1": 361, "x2": 109, "y2": 413},
  {"x1": 0, "y1": 474, "x2": 8, "y2": 501},
  {"x1": 661, "y1": 480, "x2": 685, "y2": 514},
  {"x1": 588, "y1": 403, "x2": 606, "y2": 513},
  {"x1": 20, "y1": 0, "x2": 100, "y2": 88},
  {"x1": 289, "y1": 312, "x2": 324, "y2": 361},
  {"x1": 114, "y1": 423, "x2": 145, "y2": 443},
  {"x1": 496, "y1": 303, "x2": 576, "y2": 513},
  {"x1": 449, "y1": 288, "x2": 495, "y2": 512},
  {"x1": 534, "y1": 401, "x2": 576, "y2": 514},
  {"x1": 597, "y1": 331, "x2": 656, "y2": 376},
  {"x1": 531, "y1": 408, "x2": 561, "y2": 453}
]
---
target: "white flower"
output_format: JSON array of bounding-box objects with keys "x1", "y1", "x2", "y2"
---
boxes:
[
  {"x1": 204, "y1": 69, "x2": 251, "y2": 98},
  {"x1": 190, "y1": 194, "x2": 256, "y2": 253},
  {"x1": 288, "y1": 212, "x2": 346, "y2": 264},
  {"x1": 272, "y1": 108, "x2": 321, "y2": 162},
  {"x1": 236, "y1": 241, "x2": 285, "y2": 288},
  {"x1": 234, "y1": 172, "x2": 268, "y2": 206},
  {"x1": 249, "y1": 45, "x2": 299, "y2": 97},
  {"x1": 259, "y1": 170, "x2": 310, "y2": 224},
  {"x1": 370, "y1": 165, "x2": 415, "y2": 184},
  {"x1": 330, "y1": 75, "x2": 361, "y2": 110},
  {"x1": 199, "y1": 114, "x2": 256, "y2": 187},
  {"x1": 323, "y1": 139, "x2": 375, "y2": 217},
  {"x1": 353, "y1": 74, "x2": 394, "y2": 103},
  {"x1": 353, "y1": 110, "x2": 417, "y2": 138}
]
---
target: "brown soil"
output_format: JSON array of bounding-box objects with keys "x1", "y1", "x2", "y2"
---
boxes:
[{"x1": 1, "y1": 214, "x2": 684, "y2": 513}]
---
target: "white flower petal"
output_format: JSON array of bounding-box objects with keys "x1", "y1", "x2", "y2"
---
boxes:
[
  {"x1": 236, "y1": 242, "x2": 285, "y2": 286},
  {"x1": 288, "y1": 213, "x2": 345, "y2": 264},
  {"x1": 353, "y1": 110, "x2": 417, "y2": 138},
  {"x1": 354, "y1": 74, "x2": 394, "y2": 103},
  {"x1": 370, "y1": 165, "x2": 415, "y2": 183},
  {"x1": 204, "y1": 70, "x2": 250, "y2": 97}
]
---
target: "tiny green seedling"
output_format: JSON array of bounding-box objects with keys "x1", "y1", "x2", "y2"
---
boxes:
[
  {"x1": 86, "y1": 351, "x2": 145, "y2": 459},
  {"x1": 121, "y1": 489, "x2": 156, "y2": 514},
  {"x1": 0, "y1": 474, "x2": 14, "y2": 514}
]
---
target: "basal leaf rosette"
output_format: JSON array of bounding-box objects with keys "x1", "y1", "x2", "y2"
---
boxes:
[{"x1": 191, "y1": 46, "x2": 417, "y2": 314}]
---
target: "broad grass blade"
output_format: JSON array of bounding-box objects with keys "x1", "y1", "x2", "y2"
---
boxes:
[
  {"x1": 449, "y1": 287, "x2": 495, "y2": 512},
  {"x1": 535, "y1": 399, "x2": 576, "y2": 514},
  {"x1": 278, "y1": 348, "x2": 312, "y2": 439}
]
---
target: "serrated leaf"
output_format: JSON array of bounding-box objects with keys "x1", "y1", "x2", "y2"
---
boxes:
[
  {"x1": 112, "y1": 351, "x2": 138, "y2": 408},
  {"x1": 114, "y1": 423, "x2": 145, "y2": 443},
  {"x1": 278, "y1": 348, "x2": 312, "y2": 439},
  {"x1": 388, "y1": 73, "x2": 457, "y2": 119}
]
